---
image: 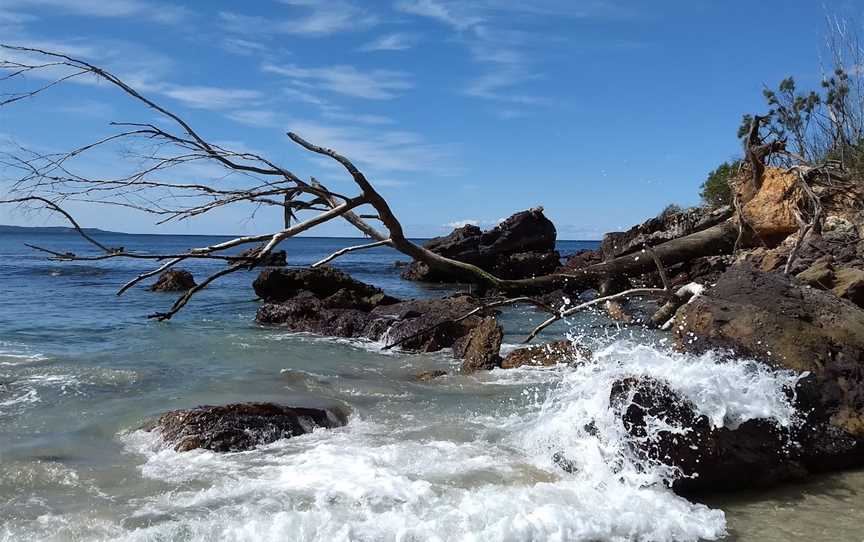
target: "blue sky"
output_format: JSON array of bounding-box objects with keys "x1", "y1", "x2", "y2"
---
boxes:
[{"x1": 0, "y1": 0, "x2": 857, "y2": 239}]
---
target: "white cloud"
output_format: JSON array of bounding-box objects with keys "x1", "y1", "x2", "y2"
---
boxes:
[
  {"x1": 162, "y1": 86, "x2": 262, "y2": 110},
  {"x1": 4, "y1": 0, "x2": 187, "y2": 24},
  {"x1": 445, "y1": 219, "x2": 479, "y2": 228},
  {"x1": 263, "y1": 63, "x2": 413, "y2": 100},
  {"x1": 360, "y1": 33, "x2": 419, "y2": 52},
  {"x1": 220, "y1": 1, "x2": 376, "y2": 37},
  {"x1": 395, "y1": 0, "x2": 482, "y2": 30}
]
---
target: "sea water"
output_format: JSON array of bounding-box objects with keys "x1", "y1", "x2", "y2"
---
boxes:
[{"x1": 1, "y1": 232, "x2": 862, "y2": 541}]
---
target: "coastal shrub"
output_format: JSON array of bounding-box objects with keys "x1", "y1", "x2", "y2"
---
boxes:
[{"x1": 700, "y1": 161, "x2": 739, "y2": 208}]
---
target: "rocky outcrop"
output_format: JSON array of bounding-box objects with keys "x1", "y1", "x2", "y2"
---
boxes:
[
  {"x1": 228, "y1": 244, "x2": 287, "y2": 267},
  {"x1": 143, "y1": 403, "x2": 348, "y2": 452},
  {"x1": 255, "y1": 267, "x2": 492, "y2": 356},
  {"x1": 674, "y1": 264, "x2": 864, "y2": 437},
  {"x1": 500, "y1": 340, "x2": 591, "y2": 369},
  {"x1": 796, "y1": 258, "x2": 864, "y2": 309},
  {"x1": 611, "y1": 377, "x2": 864, "y2": 493},
  {"x1": 558, "y1": 248, "x2": 603, "y2": 271},
  {"x1": 601, "y1": 205, "x2": 732, "y2": 260},
  {"x1": 460, "y1": 317, "x2": 503, "y2": 373},
  {"x1": 402, "y1": 208, "x2": 559, "y2": 282},
  {"x1": 253, "y1": 266, "x2": 398, "y2": 310},
  {"x1": 740, "y1": 167, "x2": 802, "y2": 244},
  {"x1": 149, "y1": 269, "x2": 196, "y2": 292}
]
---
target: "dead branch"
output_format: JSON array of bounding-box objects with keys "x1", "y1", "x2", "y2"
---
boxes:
[
  {"x1": 312, "y1": 239, "x2": 392, "y2": 268},
  {"x1": 784, "y1": 166, "x2": 826, "y2": 274}
]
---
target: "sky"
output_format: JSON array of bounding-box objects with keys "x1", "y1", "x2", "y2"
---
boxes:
[{"x1": 0, "y1": 0, "x2": 859, "y2": 239}]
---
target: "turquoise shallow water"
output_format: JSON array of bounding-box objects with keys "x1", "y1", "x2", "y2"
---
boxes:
[{"x1": 1, "y1": 232, "x2": 862, "y2": 541}]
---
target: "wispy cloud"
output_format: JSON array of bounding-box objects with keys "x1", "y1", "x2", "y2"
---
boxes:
[
  {"x1": 263, "y1": 63, "x2": 413, "y2": 100},
  {"x1": 395, "y1": 0, "x2": 482, "y2": 30},
  {"x1": 359, "y1": 33, "x2": 419, "y2": 52},
  {"x1": 162, "y1": 86, "x2": 263, "y2": 110},
  {"x1": 4, "y1": 0, "x2": 188, "y2": 24},
  {"x1": 220, "y1": 1, "x2": 376, "y2": 38}
]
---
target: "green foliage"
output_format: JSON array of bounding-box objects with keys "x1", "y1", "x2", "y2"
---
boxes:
[{"x1": 700, "y1": 161, "x2": 739, "y2": 208}]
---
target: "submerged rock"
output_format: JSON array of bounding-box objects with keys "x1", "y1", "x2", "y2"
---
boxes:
[
  {"x1": 143, "y1": 403, "x2": 348, "y2": 452},
  {"x1": 414, "y1": 369, "x2": 447, "y2": 382},
  {"x1": 501, "y1": 340, "x2": 591, "y2": 369},
  {"x1": 402, "y1": 207, "x2": 559, "y2": 282},
  {"x1": 149, "y1": 269, "x2": 196, "y2": 292}
]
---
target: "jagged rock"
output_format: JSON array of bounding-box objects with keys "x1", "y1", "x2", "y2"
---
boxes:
[
  {"x1": 414, "y1": 370, "x2": 447, "y2": 382},
  {"x1": 601, "y1": 205, "x2": 732, "y2": 260},
  {"x1": 402, "y1": 208, "x2": 558, "y2": 282},
  {"x1": 740, "y1": 167, "x2": 802, "y2": 244},
  {"x1": 611, "y1": 377, "x2": 864, "y2": 493},
  {"x1": 149, "y1": 269, "x2": 196, "y2": 292},
  {"x1": 228, "y1": 244, "x2": 287, "y2": 267},
  {"x1": 796, "y1": 256, "x2": 835, "y2": 288},
  {"x1": 500, "y1": 340, "x2": 590, "y2": 369},
  {"x1": 674, "y1": 264, "x2": 864, "y2": 437},
  {"x1": 253, "y1": 266, "x2": 398, "y2": 310},
  {"x1": 143, "y1": 403, "x2": 348, "y2": 452},
  {"x1": 460, "y1": 317, "x2": 503, "y2": 373},
  {"x1": 373, "y1": 295, "x2": 487, "y2": 353}
]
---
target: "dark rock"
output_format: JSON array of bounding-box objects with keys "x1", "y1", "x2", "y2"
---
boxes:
[
  {"x1": 414, "y1": 370, "x2": 447, "y2": 382},
  {"x1": 611, "y1": 377, "x2": 864, "y2": 493},
  {"x1": 460, "y1": 317, "x2": 503, "y2": 373},
  {"x1": 143, "y1": 402, "x2": 347, "y2": 452},
  {"x1": 253, "y1": 266, "x2": 399, "y2": 310},
  {"x1": 228, "y1": 244, "x2": 287, "y2": 267},
  {"x1": 372, "y1": 295, "x2": 487, "y2": 353},
  {"x1": 149, "y1": 269, "x2": 196, "y2": 292},
  {"x1": 559, "y1": 248, "x2": 603, "y2": 271},
  {"x1": 500, "y1": 340, "x2": 590, "y2": 369},
  {"x1": 795, "y1": 256, "x2": 835, "y2": 288},
  {"x1": 402, "y1": 208, "x2": 558, "y2": 282},
  {"x1": 602, "y1": 205, "x2": 732, "y2": 260},
  {"x1": 674, "y1": 264, "x2": 864, "y2": 437},
  {"x1": 833, "y1": 267, "x2": 864, "y2": 308},
  {"x1": 256, "y1": 298, "x2": 375, "y2": 338}
]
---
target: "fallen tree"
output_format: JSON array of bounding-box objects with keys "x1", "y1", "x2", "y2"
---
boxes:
[{"x1": 0, "y1": 44, "x2": 826, "y2": 337}]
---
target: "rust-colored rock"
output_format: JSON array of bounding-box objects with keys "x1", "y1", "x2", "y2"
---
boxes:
[
  {"x1": 500, "y1": 340, "x2": 591, "y2": 369},
  {"x1": 740, "y1": 167, "x2": 802, "y2": 244}
]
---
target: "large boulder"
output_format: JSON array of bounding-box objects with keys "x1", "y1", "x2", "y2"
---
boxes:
[
  {"x1": 402, "y1": 208, "x2": 559, "y2": 282},
  {"x1": 739, "y1": 167, "x2": 802, "y2": 244},
  {"x1": 674, "y1": 264, "x2": 864, "y2": 437},
  {"x1": 371, "y1": 295, "x2": 489, "y2": 353},
  {"x1": 253, "y1": 266, "x2": 398, "y2": 310},
  {"x1": 601, "y1": 205, "x2": 732, "y2": 260},
  {"x1": 149, "y1": 269, "x2": 196, "y2": 292},
  {"x1": 143, "y1": 403, "x2": 348, "y2": 452},
  {"x1": 611, "y1": 377, "x2": 864, "y2": 493}
]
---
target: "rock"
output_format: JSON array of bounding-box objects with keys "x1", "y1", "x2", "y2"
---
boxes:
[
  {"x1": 500, "y1": 340, "x2": 590, "y2": 369},
  {"x1": 493, "y1": 250, "x2": 561, "y2": 279},
  {"x1": 668, "y1": 255, "x2": 731, "y2": 287},
  {"x1": 402, "y1": 208, "x2": 558, "y2": 282},
  {"x1": 833, "y1": 267, "x2": 864, "y2": 308},
  {"x1": 374, "y1": 295, "x2": 487, "y2": 353},
  {"x1": 256, "y1": 298, "x2": 376, "y2": 338},
  {"x1": 674, "y1": 264, "x2": 864, "y2": 437},
  {"x1": 740, "y1": 167, "x2": 802, "y2": 244},
  {"x1": 610, "y1": 377, "x2": 864, "y2": 493},
  {"x1": 460, "y1": 317, "x2": 503, "y2": 373},
  {"x1": 795, "y1": 256, "x2": 835, "y2": 288},
  {"x1": 559, "y1": 248, "x2": 603, "y2": 271},
  {"x1": 253, "y1": 266, "x2": 398, "y2": 310},
  {"x1": 149, "y1": 269, "x2": 196, "y2": 292},
  {"x1": 414, "y1": 370, "x2": 447, "y2": 382},
  {"x1": 228, "y1": 244, "x2": 287, "y2": 267},
  {"x1": 601, "y1": 205, "x2": 732, "y2": 260},
  {"x1": 143, "y1": 403, "x2": 348, "y2": 452}
]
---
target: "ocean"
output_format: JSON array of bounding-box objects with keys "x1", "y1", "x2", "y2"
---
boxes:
[{"x1": 1, "y1": 232, "x2": 862, "y2": 541}]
